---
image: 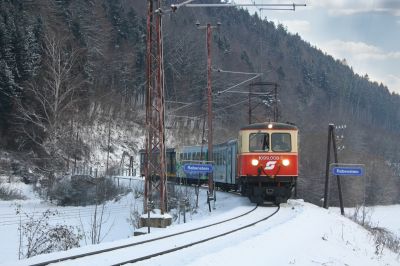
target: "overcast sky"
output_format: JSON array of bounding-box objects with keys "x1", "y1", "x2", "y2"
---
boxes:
[{"x1": 233, "y1": 0, "x2": 400, "y2": 94}]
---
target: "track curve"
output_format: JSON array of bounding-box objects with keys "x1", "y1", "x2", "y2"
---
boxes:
[
  {"x1": 114, "y1": 205, "x2": 280, "y2": 265},
  {"x1": 27, "y1": 205, "x2": 260, "y2": 266}
]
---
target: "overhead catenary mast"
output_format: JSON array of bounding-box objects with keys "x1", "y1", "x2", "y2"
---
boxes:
[{"x1": 144, "y1": 0, "x2": 167, "y2": 216}]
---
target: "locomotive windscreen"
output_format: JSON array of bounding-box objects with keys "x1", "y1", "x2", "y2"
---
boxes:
[
  {"x1": 249, "y1": 133, "x2": 269, "y2": 151},
  {"x1": 271, "y1": 133, "x2": 291, "y2": 152}
]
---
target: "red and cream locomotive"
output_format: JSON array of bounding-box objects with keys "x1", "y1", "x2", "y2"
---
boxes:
[{"x1": 236, "y1": 122, "x2": 298, "y2": 204}]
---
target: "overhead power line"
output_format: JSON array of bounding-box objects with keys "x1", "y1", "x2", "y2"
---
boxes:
[
  {"x1": 217, "y1": 73, "x2": 262, "y2": 95},
  {"x1": 171, "y1": 1, "x2": 306, "y2": 11}
]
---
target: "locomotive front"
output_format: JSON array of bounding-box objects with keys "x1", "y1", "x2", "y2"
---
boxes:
[{"x1": 237, "y1": 122, "x2": 298, "y2": 204}]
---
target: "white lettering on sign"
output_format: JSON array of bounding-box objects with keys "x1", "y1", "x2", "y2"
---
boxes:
[
  {"x1": 187, "y1": 165, "x2": 209, "y2": 171},
  {"x1": 259, "y1": 155, "x2": 280, "y2": 161},
  {"x1": 265, "y1": 161, "x2": 277, "y2": 170}
]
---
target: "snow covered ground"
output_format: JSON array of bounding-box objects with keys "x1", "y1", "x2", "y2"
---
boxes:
[
  {"x1": 369, "y1": 205, "x2": 400, "y2": 238},
  {"x1": 0, "y1": 179, "x2": 399, "y2": 266}
]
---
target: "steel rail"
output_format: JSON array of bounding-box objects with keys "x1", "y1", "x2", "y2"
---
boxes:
[
  {"x1": 113, "y1": 205, "x2": 280, "y2": 265},
  {"x1": 29, "y1": 205, "x2": 259, "y2": 266}
]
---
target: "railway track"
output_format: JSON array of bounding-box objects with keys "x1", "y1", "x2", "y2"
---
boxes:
[{"x1": 23, "y1": 204, "x2": 280, "y2": 266}]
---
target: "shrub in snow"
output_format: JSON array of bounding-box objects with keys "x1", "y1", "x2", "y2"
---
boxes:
[
  {"x1": 166, "y1": 184, "x2": 198, "y2": 223},
  {"x1": 0, "y1": 180, "x2": 26, "y2": 200},
  {"x1": 351, "y1": 204, "x2": 372, "y2": 226},
  {"x1": 132, "y1": 182, "x2": 144, "y2": 199},
  {"x1": 49, "y1": 176, "x2": 127, "y2": 206},
  {"x1": 128, "y1": 203, "x2": 141, "y2": 231},
  {"x1": 370, "y1": 227, "x2": 400, "y2": 256},
  {"x1": 10, "y1": 162, "x2": 38, "y2": 184},
  {"x1": 16, "y1": 208, "x2": 82, "y2": 259},
  {"x1": 350, "y1": 205, "x2": 400, "y2": 255}
]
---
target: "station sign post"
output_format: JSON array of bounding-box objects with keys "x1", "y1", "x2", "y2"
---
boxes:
[
  {"x1": 183, "y1": 163, "x2": 214, "y2": 212},
  {"x1": 331, "y1": 165, "x2": 364, "y2": 176},
  {"x1": 183, "y1": 164, "x2": 214, "y2": 174},
  {"x1": 329, "y1": 163, "x2": 365, "y2": 215}
]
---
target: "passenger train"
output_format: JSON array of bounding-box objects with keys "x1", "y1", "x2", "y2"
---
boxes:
[{"x1": 140, "y1": 122, "x2": 298, "y2": 204}]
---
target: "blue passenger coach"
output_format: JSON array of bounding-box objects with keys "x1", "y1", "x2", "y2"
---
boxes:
[{"x1": 139, "y1": 140, "x2": 237, "y2": 190}]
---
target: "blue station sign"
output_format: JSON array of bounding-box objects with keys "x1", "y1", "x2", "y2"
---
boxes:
[
  {"x1": 332, "y1": 166, "x2": 364, "y2": 176},
  {"x1": 183, "y1": 164, "x2": 213, "y2": 174}
]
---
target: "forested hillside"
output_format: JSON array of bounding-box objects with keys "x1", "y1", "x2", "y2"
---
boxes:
[{"x1": 0, "y1": 0, "x2": 399, "y2": 205}]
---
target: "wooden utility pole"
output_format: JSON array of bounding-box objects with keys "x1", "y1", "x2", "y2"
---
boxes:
[
  {"x1": 206, "y1": 23, "x2": 214, "y2": 195},
  {"x1": 196, "y1": 21, "x2": 220, "y2": 201},
  {"x1": 106, "y1": 116, "x2": 111, "y2": 176},
  {"x1": 323, "y1": 124, "x2": 344, "y2": 215}
]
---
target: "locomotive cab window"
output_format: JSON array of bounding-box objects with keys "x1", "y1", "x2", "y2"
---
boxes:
[
  {"x1": 271, "y1": 133, "x2": 291, "y2": 152},
  {"x1": 249, "y1": 133, "x2": 269, "y2": 152}
]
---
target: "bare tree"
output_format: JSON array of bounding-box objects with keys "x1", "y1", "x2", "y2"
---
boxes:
[
  {"x1": 15, "y1": 30, "x2": 86, "y2": 173},
  {"x1": 79, "y1": 202, "x2": 114, "y2": 245}
]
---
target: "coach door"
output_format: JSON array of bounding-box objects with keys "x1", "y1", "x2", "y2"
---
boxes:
[{"x1": 226, "y1": 147, "x2": 231, "y2": 184}]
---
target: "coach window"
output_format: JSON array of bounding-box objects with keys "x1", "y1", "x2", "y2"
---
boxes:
[
  {"x1": 271, "y1": 133, "x2": 291, "y2": 152},
  {"x1": 249, "y1": 133, "x2": 269, "y2": 151},
  {"x1": 171, "y1": 155, "x2": 176, "y2": 173}
]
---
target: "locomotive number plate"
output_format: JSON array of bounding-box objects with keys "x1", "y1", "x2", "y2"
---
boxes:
[{"x1": 258, "y1": 155, "x2": 280, "y2": 161}]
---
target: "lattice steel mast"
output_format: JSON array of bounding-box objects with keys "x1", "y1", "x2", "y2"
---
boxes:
[{"x1": 144, "y1": 0, "x2": 167, "y2": 214}]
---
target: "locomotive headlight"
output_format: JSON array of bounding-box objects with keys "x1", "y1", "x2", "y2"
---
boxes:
[
  {"x1": 251, "y1": 159, "x2": 259, "y2": 166},
  {"x1": 282, "y1": 159, "x2": 290, "y2": 166}
]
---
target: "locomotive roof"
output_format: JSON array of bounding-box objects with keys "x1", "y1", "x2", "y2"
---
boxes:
[{"x1": 240, "y1": 122, "x2": 298, "y2": 131}]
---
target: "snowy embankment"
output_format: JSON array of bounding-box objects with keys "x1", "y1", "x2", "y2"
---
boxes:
[
  {"x1": 132, "y1": 200, "x2": 399, "y2": 266},
  {"x1": 369, "y1": 205, "x2": 400, "y2": 238},
  {"x1": 0, "y1": 179, "x2": 399, "y2": 266}
]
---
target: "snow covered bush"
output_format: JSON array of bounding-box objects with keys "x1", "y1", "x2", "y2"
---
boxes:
[
  {"x1": 16, "y1": 208, "x2": 82, "y2": 259},
  {"x1": 350, "y1": 205, "x2": 400, "y2": 255},
  {"x1": 128, "y1": 203, "x2": 141, "y2": 231},
  {"x1": 0, "y1": 180, "x2": 26, "y2": 200},
  {"x1": 370, "y1": 227, "x2": 400, "y2": 256},
  {"x1": 49, "y1": 176, "x2": 127, "y2": 206},
  {"x1": 351, "y1": 204, "x2": 372, "y2": 226},
  {"x1": 132, "y1": 182, "x2": 144, "y2": 199}
]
